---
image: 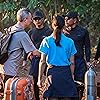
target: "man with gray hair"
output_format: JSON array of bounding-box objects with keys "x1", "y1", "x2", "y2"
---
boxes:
[{"x1": 3, "y1": 8, "x2": 40, "y2": 83}]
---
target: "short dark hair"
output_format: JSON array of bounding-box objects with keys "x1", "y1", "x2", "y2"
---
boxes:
[{"x1": 17, "y1": 8, "x2": 31, "y2": 22}]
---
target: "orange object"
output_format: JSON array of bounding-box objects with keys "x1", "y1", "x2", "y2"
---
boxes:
[{"x1": 4, "y1": 77, "x2": 34, "y2": 100}]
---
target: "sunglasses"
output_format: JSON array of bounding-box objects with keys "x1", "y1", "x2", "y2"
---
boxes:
[{"x1": 33, "y1": 17, "x2": 42, "y2": 21}]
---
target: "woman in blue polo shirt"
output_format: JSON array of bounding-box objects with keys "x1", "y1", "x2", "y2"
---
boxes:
[{"x1": 37, "y1": 15, "x2": 78, "y2": 100}]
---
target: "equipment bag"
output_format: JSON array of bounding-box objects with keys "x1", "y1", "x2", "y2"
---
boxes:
[
  {"x1": 0, "y1": 30, "x2": 23, "y2": 64},
  {"x1": 4, "y1": 76, "x2": 35, "y2": 100}
]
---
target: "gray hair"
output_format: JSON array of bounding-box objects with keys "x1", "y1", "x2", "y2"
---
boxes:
[{"x1": 17, "y1": 8, "x2": 30, "y2": 22}]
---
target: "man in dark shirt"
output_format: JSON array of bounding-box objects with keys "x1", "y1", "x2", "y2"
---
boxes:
[
  {"x1": 29, "y1": 10, "x2": 52, "y2": 100},
  {"x1": 63, "y1": 11, "x2": 91, "y2": 100}
]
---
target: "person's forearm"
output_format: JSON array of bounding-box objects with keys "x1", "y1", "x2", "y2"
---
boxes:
[
  {"x1": 70, "y1": 56, "x2": 75, "y2": 75},
  {"x1": 70, "y1": 63, "x2": 75, "y2": 75},
  {"x1": 38, "y1": 59, "x2": 46, "y2": 81}
]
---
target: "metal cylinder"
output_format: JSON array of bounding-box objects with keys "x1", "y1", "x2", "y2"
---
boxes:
[{"x1": 84, "y1": 65, "x2": 97, "y2": 100}]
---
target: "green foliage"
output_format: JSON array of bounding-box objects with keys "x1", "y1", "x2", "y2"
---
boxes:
[{"x1": 0, "y1": 0, "x2": 100, "y2": 49}]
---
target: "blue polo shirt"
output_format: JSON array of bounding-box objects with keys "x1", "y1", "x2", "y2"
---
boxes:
[{"x1": 39, "y1": 33, "x2": 77, "y2": 66}]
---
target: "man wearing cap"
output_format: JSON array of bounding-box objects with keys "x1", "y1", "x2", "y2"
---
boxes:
[
  {"x1": 28, "y1": 10, "x2": 52, "y2": 100},
  {"x1": 63, "y1": 11, "x2": 91, "y2": 100}
]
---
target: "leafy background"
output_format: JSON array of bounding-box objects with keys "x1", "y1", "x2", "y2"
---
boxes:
[
  {"x1": 0, "y1": 0, "x2": 100, "y2": 57},
  {"x1": 0, "y1": 1, "x2": 100, "y2": 99}
]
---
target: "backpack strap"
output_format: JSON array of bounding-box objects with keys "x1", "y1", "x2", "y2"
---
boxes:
[{"x1": 7, "y1": 30, "x2": 24, "y2": 51}]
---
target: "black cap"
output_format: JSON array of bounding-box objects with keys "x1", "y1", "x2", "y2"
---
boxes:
[
  {"x1": 65, "y1": 11, "x2": 78, "y2": 19},
  {"x1": 33, "y1": 10, "x2": 44, "y2": 19}
]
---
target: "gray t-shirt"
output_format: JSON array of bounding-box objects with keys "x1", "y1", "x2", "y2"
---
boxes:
[{"x1": 4, "y1": 24, "x2": 36, "y2": 76}]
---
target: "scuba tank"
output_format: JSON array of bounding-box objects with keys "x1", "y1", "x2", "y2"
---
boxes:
[{"x1": 84, "y1": 64, "x2": 97, "y2": 100}]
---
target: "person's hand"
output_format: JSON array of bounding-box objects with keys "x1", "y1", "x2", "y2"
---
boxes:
[
  {"x1": 27, "y1": 52, "x2": 33, "y2": 60},
  {"x1": 27, "y1": 50, "x2": 40, "y2": 60},
  {"x1": 63, "y1": 29, "x2": 70, "y2": 34},
  {"x1": 37, "y1": 80, "x2": 42, "y2": 88},
  {"x1": 32, "y1": 50, "x2": 40, "y2": 57},
  {"x1": 72, "y1": 74, "x2": 74, "y2": 80},
  {"x1": 86, "y1": 62, "x2": 91, "y2": 68}
]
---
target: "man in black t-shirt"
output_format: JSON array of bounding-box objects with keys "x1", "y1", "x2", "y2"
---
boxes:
[
  {"x1": 63, "y1": 11, "x2": 91, "y2": 100},
  {"x1": 29, "y1": 10, "x2": 52, "y2": 100}
]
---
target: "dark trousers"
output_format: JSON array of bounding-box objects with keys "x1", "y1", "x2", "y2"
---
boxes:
[
  {"x1": 33, "y1": 76, "x2": 40, "y2": 100},
  {"x1": 3, "y1": 75, "x2": 14, "y2": 85},
  {"x1": 74, "y1": 57, "x2": 87, "y2": 100},
  {"x1": 46, "y1": 97, "x2": 79, "y2": 100},
  {"x1": 48, "y1": 97, "x2": 71, "y2": 100}
]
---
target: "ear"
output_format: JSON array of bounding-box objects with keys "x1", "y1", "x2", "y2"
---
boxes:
[{"x1": 23, "y1": 18, "x2": 27, "y2": 23}]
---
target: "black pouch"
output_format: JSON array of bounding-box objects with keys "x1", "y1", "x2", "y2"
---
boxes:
[{"x1": 0, "y1": 52, "x2": 8, "y2": 64}]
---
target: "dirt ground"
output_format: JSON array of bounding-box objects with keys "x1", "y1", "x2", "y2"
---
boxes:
[{"x1": 0, "y1": 62, "x2": 100, "y2": 100}]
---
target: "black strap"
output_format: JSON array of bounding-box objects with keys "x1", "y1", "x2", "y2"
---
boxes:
[{"x1": 7, "y1": 30, "x2": 24, "y2": 50}]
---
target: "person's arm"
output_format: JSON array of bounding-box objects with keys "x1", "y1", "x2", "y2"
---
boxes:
[
  {"x1": 69, "y1": 39, "x2": 77, "y2": 79},
  {"x1": 37, "y1": 53, "x2": 47, "y2": 87},
  {"x1": 27, "y1": 49, "x2": 40, "y2": 60},
  {"x1": 84, "y1": 29, "x2": 91, "y2": 65},
  {"x1": 37, "y1": 37, "x2": 49, "y2": 87},
  {"x1": 70, "y1": 55, "x2": 75, "y2": 79}
]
